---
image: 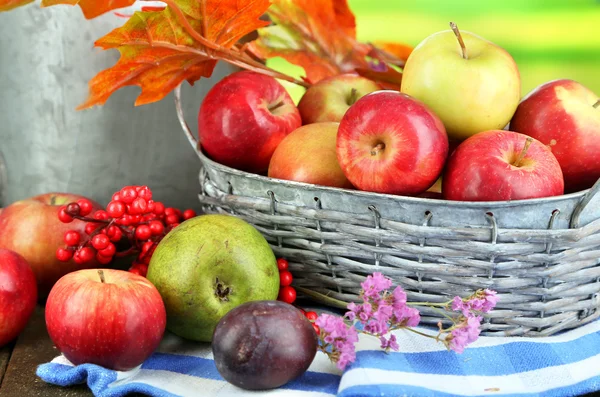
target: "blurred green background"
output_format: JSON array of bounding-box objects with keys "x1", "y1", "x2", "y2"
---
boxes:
[{"x1": 273, "y1": 0, "x2": 600, "y2": 103}]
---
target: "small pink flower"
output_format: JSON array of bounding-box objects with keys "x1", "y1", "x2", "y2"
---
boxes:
[
  {"x1": 380, "y1": 334, "x2": 399, "y2": 351},
  {"x1": 361, "y1": 272, "x2": 392, "y2": 299},
  {"x1": 447, "y1": 316, "x2": 482, "y2": 353}
]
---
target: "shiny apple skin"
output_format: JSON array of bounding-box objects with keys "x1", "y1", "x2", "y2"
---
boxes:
[
  {"x1": 268, "y1": 122, "x2": 353, "y2": 189},
  {"x1": 443, "y1": 130, "x2": 564, "y2": 201},
  {"x1": 45, "y1": 269, "x2": 166, "y2": 371},
  {"x1": 0, "y1": 193, "x2": 101, "y2": 299},
  {"x1": 198, "y1": 71, "x2": 302, "y2": 174},
  {"x1": 0, "y1": 249, "x2": 37, "y2": 347},
  {"x1": 298, "y1": 74, "x2": 380, "y2": 124},
  {"x1": 510, "y1": 79, "x2": 600, "y2": 193},
  {"x1": 336, "y1": 91, "x2": 449, "y2": 195}
]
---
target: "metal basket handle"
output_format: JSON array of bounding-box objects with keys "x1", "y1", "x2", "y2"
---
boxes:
[
  {"x1": 174, "y1": 85, "x2": 201, "y2": 158},
  {"x1": 570, "y1": 178, "x2": 600, "y2": 229}
]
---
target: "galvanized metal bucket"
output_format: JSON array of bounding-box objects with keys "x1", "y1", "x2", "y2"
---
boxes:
[{"x1": 175, "y1": 85, "x2": 600, "y2": 336}]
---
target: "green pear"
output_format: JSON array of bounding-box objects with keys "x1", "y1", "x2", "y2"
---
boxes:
[{"x1": 401, "y1": 23, "x2": 521, "y2": 141}]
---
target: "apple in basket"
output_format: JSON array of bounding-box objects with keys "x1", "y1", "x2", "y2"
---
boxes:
[
  {"x1": 510, "y1": 79, "x2": 600, "y2": 193},
  {"x1": 297, "y1": 74, "x2": 381, "y2": 124},
  {"x1": 0, "y1": 249, "x2": 37, "y2": 347},
  {"x1": 268, "y1": 122, "x2": 354, "y2": 189},
  {"x1": 336, "y1": 90, "x2": 449, "y2": 195},
  {"x1": 0, "y1": 192, "x2": 102, "y2": 300},
  {"x1": 45, "y1": 269, "x2": 166, "y2": 371},
  {"x1": 198, "y1": 71, "x2": 302, "y2": 174},
  {"x1": 442, "y1": 130, "x2": 564, "y2": 201}
]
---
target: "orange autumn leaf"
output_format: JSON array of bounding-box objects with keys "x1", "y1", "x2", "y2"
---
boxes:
[
  {"x1": 371, "y1": 41, "x2": 413, "y2": 65},
  {"x1": 248, "y1": 0, "x2": 370, "y2": 84},
  {"x1": 78, "y1": 0, "x2": 270, "y2": 109},
  {"x1": 40, "y1": 0, "x2": 136, "y2": 19},
  {"x1": 0, "y1": 0, "x2": 34, "y2": 12}
]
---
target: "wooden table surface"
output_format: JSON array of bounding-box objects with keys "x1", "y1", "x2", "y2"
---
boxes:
[{"x1": 0, "y1": 306, "x2": 92, "y2": 396}]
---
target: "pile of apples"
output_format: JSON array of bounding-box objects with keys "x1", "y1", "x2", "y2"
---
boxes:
[{"x1": 198, "y1": 24, "x2": 600, "y2": 202}]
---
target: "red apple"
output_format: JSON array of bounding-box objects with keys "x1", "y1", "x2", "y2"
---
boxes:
[
  {"x1": 297, "y1": 74, "x2": 380, "y2": 124},
  {"x1": 510, "y1": 79, "x2": 600, "y2": 193},
  {"x1": 45, "y1": 269, "x2": 166, "y2": 371},
  {"x1": 336, "y1": 91, "x2": 449, "y2": 195},
  {"x1": 0, "y1": 249, "x2": 37, "y2": 347},
  {"x1": 0, "y1": 193, "x2": 101, "y2": 299},
  {"x1": 268, "y1": 122, "x2": 353, "y2": 189},
  {"x1": 443, "y1": 130, "x2": 564, "y2": 201},
  {"x1": 198, "y1": 71, "x2": 302, "y2": 174}
]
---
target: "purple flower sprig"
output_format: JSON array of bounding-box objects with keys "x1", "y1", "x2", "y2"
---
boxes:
[{"x1": 315, "y1": 273, "x2": 498, "y2": 370}]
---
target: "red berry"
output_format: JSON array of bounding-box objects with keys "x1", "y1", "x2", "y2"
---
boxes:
[
  {"x1": 278, "y1": 286, "x2": 296, "y2": 304},
  {"x1": 58, "y1": 207, "x2": 74, "y2": 223},
  {"x1": 112, "y1": 192, "x2": 122, "y2": 202},
  {"x1": 277, "y1": 258, "x2": 289, "y2": 271},
  {"x1": 305, "y1": 311, "x2": 318, "y2": 321},
  {"x1": 279, "y1": 270, "x2": 293, "y2": 287},
  {"x1": 64, "y1": 230, "x2": 81, "y2": 246},
  {"x1": 106, "y1": 226, "x2": 123, "y2": 242},
  {"x1": 120, "y1": 187, "x2": 138, "y2": 204},
  {"x1": 77, "y1": 247, "x2": 95, "y2": 263},
  {"x1": 183, "y1": 209, "x2": 197, "y2": 220},
  {"x1": 73, "y1": 251, "x2": 84, "y2": 265},
  {"x1": 135, "y1": 225, "x2": 152, "y2": 240},
  {"x1": 164, "y1": 207, "x2": 176, "y2": 217},
  {"x1": 136, "y1": 264, "x2": 149, "y2": 276},
  {"x1": 91, "y1": 234, "x2": 110, "y2": 250},
  {"x1": 166, "y1": 214, "x2": 179, "y2": 225},
  {"x1": 147, "y1": 200, "x2": 155, "y2": 213},
  {"x1": 174, "y1": 209, "x2": 183, "y2": 219},
  {"x1": 297, "y1": 307, "x2": 306, "y2": 315},
  {"x1": 93, "y1": 210, "x2": 109, "y2": 220},
  {"x1": 138, "y1": 187, "x2": 152, "y2": 200},
  {"x1": 130, "y1": 197, "x2": 149, "y2": 215},
  {"x1": 76, "y1": 199, "x2": 94, "y2": 216},
  {"x1": 141, "y1": 241, "x2": 154, "y2": 254},
  {"x1": 153, "y1": 202, "x2": 165, "y2": 215},
  {"x1": 312, "y1": 324, "x2": 320, "y2": 334},
  {"x1": 99, "y1": 243, "x2": 116, "y2": 257},
  {"x1": 96, "y1": 253, "x2": 112, "y2": 265},
  {"x1": 149, "y1": 220, "x2": 164, "y2": 235},
  {"x1": 129, "y1": 268, "x2": 143, "y2": 276},
  {"x1": 56, "y1": 248, "x2": 73, "y2": 262},
  {"x1": 106, "y1": 201, "x2": 126, "y2": 218},
  {"x1": 66, "y1": 203, "x2": 81, "y2": 216},
  {"x1": 170, "y1": 223, "x2": 180, "y2": 228},
  {"x1": 85, "y1": 223, "x2": 101, "y2": 235}
]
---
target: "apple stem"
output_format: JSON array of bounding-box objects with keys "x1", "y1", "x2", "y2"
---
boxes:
[
  {"x1": 98, "y1": 270, "x2": 106, "y2": 283},
  {"x1": 513, "y1": 137, "x2": 534, "y2": 167},
  {"x1": 593, "y1": 99, "x2": 600, "y2": 109},
  {"x1": 449, "y1": 22, "x2": 468, "y2": 59},
  {"x1": 347, "y1": 88, "x2": 359, "y2": 106},
  {"x1": 370, "y1": 143, "x2": 386, "y2": 156}
]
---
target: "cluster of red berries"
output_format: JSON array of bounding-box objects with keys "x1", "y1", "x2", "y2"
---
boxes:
[{"x1": 56, "y1": 186, "x2": 196, "y2": 277}]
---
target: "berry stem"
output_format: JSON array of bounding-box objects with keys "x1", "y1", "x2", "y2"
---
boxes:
[
  {"x1": 513, "y1": 137, "x2": 533, "y2": 167},
  {"x1": 593, "y1": 99, "x2": 600, "y2": 109},
  {"x1": 115, "y1": 246, "x2": 139, "y2": 258},
  {"x1": 98, "y1": 270, "x2": 106, "y2": 283},
  {"x1": 449, "y1": 22, "x2": 468, "y2": 59},
  {"x1": 73, "y1": 215, "x2": 111, "y2": 225}
]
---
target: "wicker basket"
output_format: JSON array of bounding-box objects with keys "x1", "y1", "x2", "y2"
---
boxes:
[{"x1": 174, "y1": 87, "x2": 600, "y2": 337}]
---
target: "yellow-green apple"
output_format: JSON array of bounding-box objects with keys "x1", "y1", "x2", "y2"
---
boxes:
[
  {"x1": 268, "y1": 122, "x2": 353, "y2": 189},
  {"x1": 443, "y1": 130, "x2": 564, "y2": 201},
  {"x1": 198, "y1": 71, "x2": 302, "y2": 174},
  {"x1": 401, "y1": 23, "x2": 520, "y2": 141},
  {"x1": 510, "y1": 79, "x2": 600, "y2": 193},
  {"x1": 337, "y1": 91, "x2": 449, "y2": 195},
  {"x1": 297, "y1": 74, "x2": 380, "y2": 124},
  {"x1": 45, "y1": 269, "x2": 166, "y2": 371},
  {"x1": 0, "y1": 193, "x2": 101, "y2": 299},
  {"x1": 0, "y1": 249, "x2": 37, "y2": 347}
]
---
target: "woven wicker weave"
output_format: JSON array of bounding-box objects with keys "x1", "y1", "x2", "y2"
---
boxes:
[{"x1": 175, "y1": 87, "x2": 600, "y2": 337}]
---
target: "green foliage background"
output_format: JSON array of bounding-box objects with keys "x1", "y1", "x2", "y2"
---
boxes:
[{"x1": 273, "y1": 0, "x2": 600, "y2": 103}]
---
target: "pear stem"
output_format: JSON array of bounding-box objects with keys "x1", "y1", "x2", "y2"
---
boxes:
[
  {"x1": 370, "y1": 143, "x2": 386, "y2": 156},
  {"x1": 98, "y1": 270, "x2": 106, "y2": 283},
  {"x1": 513, "y1": 137, "x2": 533, "y2": 167},
  {"x1": 449, "y1": 22, "x2": 468, "y2": 59},
  {"x1": 593, "y1": 99, "x2": 600, "y2": 109}
]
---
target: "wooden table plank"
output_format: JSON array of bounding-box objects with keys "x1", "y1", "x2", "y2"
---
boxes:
[
  {"x1": 0, "y1": 305, "x2": 91, "y2": 396},
  {"x1": 0, "y1": 340, "x2": 14, "y2": 384}
]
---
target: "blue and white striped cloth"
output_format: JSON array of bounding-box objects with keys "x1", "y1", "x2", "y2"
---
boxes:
[{"x1": 37, "y1": 317, "x2": 600, "y2": 397}]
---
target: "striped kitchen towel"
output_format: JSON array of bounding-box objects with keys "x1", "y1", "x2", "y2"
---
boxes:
[{"x1": 37, "y1": 319, "x2": 600, "y2": 397}]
